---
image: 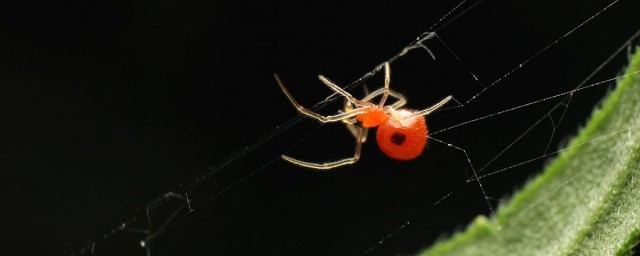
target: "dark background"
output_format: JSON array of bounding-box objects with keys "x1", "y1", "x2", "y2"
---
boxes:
[{"x1": 4, "y1": 0, "x2": 640, "y2": 255}]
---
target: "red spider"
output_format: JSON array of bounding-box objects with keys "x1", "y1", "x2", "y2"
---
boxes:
[{"x1": 275, "y1": 63, "x2": 452, "y2": 170}]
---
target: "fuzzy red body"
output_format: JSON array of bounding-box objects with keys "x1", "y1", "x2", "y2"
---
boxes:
[{"x1": 357, "y1": 107, "x2": 428, "y2": 160}]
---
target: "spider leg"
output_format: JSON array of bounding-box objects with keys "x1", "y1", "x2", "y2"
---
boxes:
[
  {"x1": 362, "y1": 82, "x2": 370, "y2": 96},
  {"x1": 282, "y1": 126, "x2": 368, "y2": 170},
  {"x1": 362, "y1": 88, "x2": 407, "y2": 109},
  {"x1": 384, "y1": 106, "x2": 408, "y2": 127},
  {"x1": 378, "y1": 62, "x2": 391, "y2": 107},
  {"x1": 339, "y1": 104, "x2": 363, "y2": 139},
  {"x1": 398, "y1": 32, "x2": 436, "y2": 60},
  {"x1": 324, "y1": 81, "x2": 372, "y2": 103},
  {"x1": 275, "y1": 74, "x2": 368, "y2": 122},
  {"x1": 383, "y1": 96, "x2": 451, "y2": 125},
  {"x1": 345, "y1": 123, "x2": 368, "y2": 143},
  {"x1": 405, "y1": 95, "x2": 453, "y2": 119},
  {"x1": 317, "y1": 75, "x2": 366, "y2": 106},
  {"x1": 341, "y1": 116, "x2": 358, "y2": 125}
]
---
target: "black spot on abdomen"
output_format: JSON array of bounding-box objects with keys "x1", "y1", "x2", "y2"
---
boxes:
[{"x1": 391, "y1": 132, "x2": 406, "y2": 145}]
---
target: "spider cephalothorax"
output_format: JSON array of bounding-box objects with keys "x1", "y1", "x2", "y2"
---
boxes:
[{"x1": 275, "y1": 62, "x2": 451, "y2": 170}]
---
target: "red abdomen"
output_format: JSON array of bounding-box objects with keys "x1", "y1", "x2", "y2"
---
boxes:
[{"x1": 376, "y1": 109, "x2": 428, "y2": 160}]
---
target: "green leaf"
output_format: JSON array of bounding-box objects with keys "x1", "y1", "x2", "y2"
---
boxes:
[{"x1": 419, "y1": 48, "x2": 640, "y2": 256}]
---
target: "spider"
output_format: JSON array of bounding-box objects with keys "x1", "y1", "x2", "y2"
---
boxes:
[{"x1": 275, "y1": 62, "x2": 452, "y2": 170}]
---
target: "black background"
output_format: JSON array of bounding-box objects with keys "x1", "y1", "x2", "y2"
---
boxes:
[{"x1": 4, "y1": 0, "x2": 640, "y2": 255}]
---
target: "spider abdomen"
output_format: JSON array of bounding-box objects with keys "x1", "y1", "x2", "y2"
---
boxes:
[{"x1": 376, "y1": 109, "x2": 428, "y2": 160}]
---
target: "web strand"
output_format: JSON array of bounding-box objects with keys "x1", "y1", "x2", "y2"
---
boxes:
[
  {"x1": 469, "y1": 125, "x2": 640, "y2": 181},
  {"x1": 435, "y1": 28, "x2": 640, "y2": 176}
]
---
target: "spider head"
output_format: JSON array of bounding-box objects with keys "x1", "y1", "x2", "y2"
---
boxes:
[{"x1": 356, "y1": 105, "x2": 388, "y2": 128}]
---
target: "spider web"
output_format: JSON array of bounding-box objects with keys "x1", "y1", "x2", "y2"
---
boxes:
[{"x1": 61, "y1": 0, "x2": 640, "y2": 255}]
